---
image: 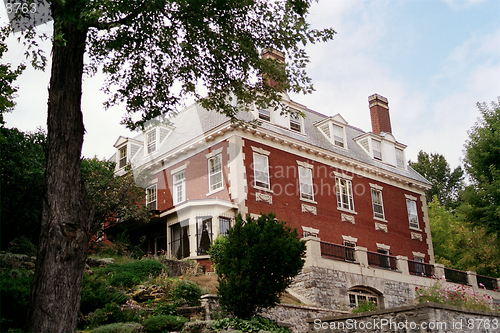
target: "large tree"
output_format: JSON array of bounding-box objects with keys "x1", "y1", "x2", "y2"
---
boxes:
[
  {"x1": 209, "y1": 213, "x2": 306, "y2": 318},
  {"x1": 460, "y1": 99, "x2": 500, "y2": 244},
  {"x1": 409, "y1": 151, "x2": 464, "y2": 209},
  {"x1": 6, "y1": 1, "x2": 335, "y2": 331}
]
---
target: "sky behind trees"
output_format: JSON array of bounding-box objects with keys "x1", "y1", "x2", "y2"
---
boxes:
[{"x1": 1, "y1": 0, "x2": 499, "y2": 168}]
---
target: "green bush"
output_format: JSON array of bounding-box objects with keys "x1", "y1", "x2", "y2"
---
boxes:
[
  {"x1": 211, "y1": 316, "x2": 290, "y2": 333},
  {"x1": 142, "y1": 315, "x2": 188, "y2": 332},
  {"x1": 352, "y1": 300, "x2": 378, "y2": 313},
  {"x1": 80, "y1": 273, "x2": 127, "y2": 314},
  {"x1": 170, "y1": 280, "x2": 202, "y2": 306},
  {"x1": 91, "y1": 322, "x2": 143, "y2": 333},
  {"x1": 8, "y1": 236, "x2": 37, "y2": 257},
  {"x1": 0, "y1": 269, "x2": 32, "y2": 331},
  {"x1": 152, "y1": 303, "x2": 177, "y2": 316},
  {"x1": 79, "y1": 303, "x2": 123, "y2": 330},
  {"x1": 209, "y1": 213, "x2": 306, "y2": 318},
  {"x1": 99, "y1": 259, "x2": 167, "y2": 288}
]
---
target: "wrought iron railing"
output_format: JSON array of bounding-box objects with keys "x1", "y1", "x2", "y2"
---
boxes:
[
  {"x1": 408, "y1": 260, "x2": 434, "y2": 278},
  {"x1": 367, "y1": 251, "x2": 397, "y2": 270},
  {"x1": 320, "y1": 242, "x2": 355, "y2": 262},
  {"x1": 476, "y1": 274, "x2": 498, "y2": 291},
  {"x1": 444, "y1": 267, "x2": 468, "y2": 285}
]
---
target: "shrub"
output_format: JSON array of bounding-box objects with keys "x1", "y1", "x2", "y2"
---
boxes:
[
  {"x1": 80, "y1": 274, "x2": 127, "y2": 314},
  {"x1": 96, "y1": 259, "x2": 167, "y2": 288},
  {"x1": 142, "y1": 315, "x2": 188, "y2": 332},
  {"x1": 415, "y1": 276, "x2": 494, "y2": 311},
  {"x1": 209, "y1": 213, "x2": 306, "y2": 318},
  {"x1": 170, "y1": 280, "x2": 202, "y2": 306},
  {"x1": 352, "y1": 300, "x2": 378, "y2": 313},
  {"x1": 8, "y1": 236, "x2": 37, "y2": 257},
  {"x1": 211, "y1": 316, "x2": 290, "y2": 333},
  {"x1": 0, "y1": 269, "x2": 32, "y2": 331},
  {"x1": 152, "y1": 302, "x2": 177, "y2": 316},
  {"x1": 79, "y1": 303, "x2": 123, "y2": 330},
  {"x1": 91, "y1": 322, "x2": 143, "y2": 333}
]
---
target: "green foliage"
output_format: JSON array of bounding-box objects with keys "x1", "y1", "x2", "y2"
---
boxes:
[
  {"x1": 461, "y1": 98, "x2": 500, "y2": 244},
  {"x1": 211, "y1": 316, "x2": 290, "y2": 333},
  {"x1": 7, "y1": 236, "x2": 37, "y2": 257},
  {"x1": 352, "y1": 300, "x2": 378, "y2": 313},
  {"x1": 0, "y1": 269, "x2": 32, "y2": 331},
  {"x1": 0, "y1": 26, "x2": 25, "y2": 124},
  {"x1": 170, "y1": 280, "x2": 203, "y2": 306},
  {"x1": 0, "y1": 127, "x2": 46, "y2": 249},
  {"x1": 142, "y1": 315, "x2": 188, "y2": 332},
  {"x1": 81, "y1": 158, "x2": 149, "y2": 238},
  {"x1": 152, "y1": 303, "x2": 177, "y2": 316},
  {"x1": 415, "y1": 276, "x2": 496, "y2": 311},
  {"x1": 428, "y1": 199, "x2": 500, "y2": 277},
  {"x1": 210, "y1": 213, "x2": 306, "y2": 319},
  {"x1": 97, "y1": 259, "x2": 167, "y2": 288},
  {"x1": 80, "y1": 274, "x2": 128, "y2": 314},
  {"x1": 91, "y1": 322, "x2": 143, "y2": 333},
  {"x1": 409, "y1": 150, "x2": 464, "y2": 209},
  {"x1": 79, "y1": 303, "x2": 124, "y2": 330}
]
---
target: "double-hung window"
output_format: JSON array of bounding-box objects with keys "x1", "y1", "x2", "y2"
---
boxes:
[
  {"x1": 332, "y1": 124, "x2": 344, "y2": 148},
  {"x1": 219, "y1": 216, "x2": 231, "y2": 236},
  {"x1": 372, "y1": 140, "x2": 382, "y2": 160},
  {"x1": 119, "y1": 146, "x2": 127, "y2": 168},
  {"x1": 290, "y1": 115, "x2": 301, "y2": 132},
  {"x1": 371, "y1": 189, "x2": 385, "y2": 219},
  {"x1": 173, "y1": 171, "x2": 186, "y2": 205},
  {"x1": 208, "y1": 154, "x2": 223, "y2": 192},
  {"x1": 395, "y1": 148, "x2": 405, "y2": 169},
  {"x1": 406, "y1": 199, "x2": 419, "y2": 229},
  {"x1": 146, "y1": 185, "x2": 157, "y2": 210},
  {"x1": 258, "y1": 108, "x2": 271, "y2": 122},
  {"x1": 147, "y1": 130, "x2": 156, "y2": 154},
  {"x1": 298, "y1": 166, "x2": 314, "y2": 201},
  {"x1": 253, "y1": 153, "x2": 270, "y2": 190},
  {"x1": 336, "y1": 178, "x2": 354, "y2": 211}
]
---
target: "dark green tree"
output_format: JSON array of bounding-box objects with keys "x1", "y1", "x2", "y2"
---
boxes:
[
  {"x1": 209, "y1": 213, "x2": 306, "y2": 319},
  {"x1": 460, "y1": 99, "x2": 500, "y2": 244},
  {"x1": 0, "y1": 27, "x2": 25, "y2": 125},
  {"x1": 81, "y1": 157, "x2": 149, "y2": 239},
  {"x1": 0, "y1": 127, "x2": 46, "y2": 248},
  {"x1": 5, "y1": 1, "x2": 335, "y2": 331},
  {"x1": 409, "y1": 151, "x2": 464, "y2": 209}
]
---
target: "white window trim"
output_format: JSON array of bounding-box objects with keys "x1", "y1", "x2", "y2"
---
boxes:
[
  {"x1": 207, "y1": 154, "x2": 223, "y2": 194},
  {"x1": 146, "y1": 129, "x2": 157, "y2": 154},
  {"x1": 298, "y1": 166, "x2": 314, "y2": 202},
  {"x1": 376, "y1": 243, "x2": 390, "y2": 251},
  {"x1": 406, "y1": 199, "x2": 419, "y2": 229},
  {"x1": 342, "y1": 235, "x2": 358, "y2": 243},
  {"x1": 173, "y1": 171, "x2": 186, "y2": 205},
  {"x1": 371, "y1": 188, "x2": 385, "y2": 221},
  {"x1": 335, "y1": 177, "x2": 355, "y2": 212},
  {"x1": 146, "y1": 184, "x2": 157, "y2": 210},
  {"x1": 118, "y1": 145, "x2": 127, "y2": 169},
  {"x1": 171, "y1": 162, "x2": 189, "y2": 175},
  {"x1": 253, "y1": 152, "x2": 271, "y2": 191}
]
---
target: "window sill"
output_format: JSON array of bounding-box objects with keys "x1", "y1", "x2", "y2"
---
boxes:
[
  {"x1": 300, "y1": 197, "x2": 317, "y2": 205},
  {"x1": 173, "y1": 199, "x2": 186, "y2": 206},
  {"x1": 206, "y1": 187, "x2": 224, "y2": 197},
  {"x1": 409, "y1": 226, "x2": 422, "y2": 232},
  {"x1": 253, "y1": 185, "x2": 273, "y2": 194},
  {"x1": 373, "y1": 216, "x2": 387, "y2": 223},
  {"x1": 337, "y1": 207, "x2": 357, "y2": 215}
]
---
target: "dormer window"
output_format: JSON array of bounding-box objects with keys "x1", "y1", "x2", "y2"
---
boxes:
[
  {"x1": 118, "y1": 146, "x2": 127, "y2": 169},
  {"x1": 372, "y1": 140, "x2": 382, "y2": 160},
  {"x1": 290, "y1": 114, "x2": 301, "y2": 132},
  {"x1": 395, "y1": 148, "x2": 405, "y2": 169},
  {"x1": 259, "y1": 108, "x2": 271, "y2": 122},
  {"x1": 147, "y1": 130, "x2": 156, "y2": 154},
  {"x1": 332, "y1": 124, "x2": 344, "y2": 148}
]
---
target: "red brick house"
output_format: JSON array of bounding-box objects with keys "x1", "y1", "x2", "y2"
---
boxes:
[{"x1": 112, "y1": 87, "x2": 433, "y2": 271}]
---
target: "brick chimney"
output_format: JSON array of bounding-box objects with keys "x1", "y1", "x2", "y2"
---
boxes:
[
  {"x1": 369, "y1": 94, "x2": 392, "y2": 134},
  {"x1": 261, "y1": 48, "x2": 285, "y2": 89}
]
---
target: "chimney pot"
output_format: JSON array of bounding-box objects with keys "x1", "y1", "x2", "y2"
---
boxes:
[{"x1": 369, "y1": 93, "x2": 392, "y2": 134}]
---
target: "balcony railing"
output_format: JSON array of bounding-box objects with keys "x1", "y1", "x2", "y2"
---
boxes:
[
  {"x1": 408, "y1": 260, "x2": 434, "y2": 278},
  {"x1": 477, "y1": 274, "x2": 498, "y2": 291},
  {"x1": 444, "y1": 267, "x2": 468, "y2": 285},
  {"x1": 367, "y1": 251, "x2": 397, "y2": 270},
  {"x1": 320, "y1": 242, "x2": 355, "y2": 262}
]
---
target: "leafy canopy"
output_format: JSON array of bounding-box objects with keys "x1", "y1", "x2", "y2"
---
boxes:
[
  {"x1": 209, "y1": 213, "x2": 306, "y2": 319},
  {"x1": 409, "y1": 150, "x2": 464, "y2": 209},
  {"x1": 460, "y1": 99, "x2": 500, "y2": 243}
]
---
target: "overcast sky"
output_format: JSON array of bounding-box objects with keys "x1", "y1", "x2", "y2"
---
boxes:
[{"x1": 1, "y1": 0, "x2": 499, "y2": 170}]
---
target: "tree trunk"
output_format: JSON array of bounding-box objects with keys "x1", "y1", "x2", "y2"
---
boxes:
[{"x1": 26, "y1": 21, "x2": 92, "y2": 333}]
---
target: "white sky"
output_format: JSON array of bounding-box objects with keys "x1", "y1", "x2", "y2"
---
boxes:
[{"x1": 1, "y1": 0, "x2": 499, "y2": 169}]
